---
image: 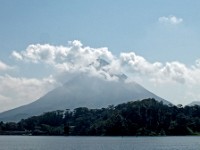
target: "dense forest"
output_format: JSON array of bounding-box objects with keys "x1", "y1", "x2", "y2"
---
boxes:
[{"x1": 0, "y1": 98, "x2": 200, "y2": 136}]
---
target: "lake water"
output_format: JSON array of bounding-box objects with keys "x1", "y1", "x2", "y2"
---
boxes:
[{"x1": 0, "y1": 136, "x2": 199, "y2": 150}]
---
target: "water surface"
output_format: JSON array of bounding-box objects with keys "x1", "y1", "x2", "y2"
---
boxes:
[{"x1": 0, "y1": 136, "x2": 199, "y2": 150}]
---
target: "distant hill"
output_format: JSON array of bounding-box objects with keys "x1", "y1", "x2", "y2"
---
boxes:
[
  {"x1": 0, "y1": 73, "x2": 170, "y2": 122},
  {"x1": 187, "y1": 101, "x2": 200, "y2": 106}
]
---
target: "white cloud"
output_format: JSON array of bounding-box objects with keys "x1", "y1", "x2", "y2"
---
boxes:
[
  {"x1": 158, "y1": 15, "x2": 183, "y2": 25},
  {"x1": 8, "y1": 40, "x2": 200, "y2": 106},
  {"x1": 119, "y1": 52, "x2": 200, "y2": 85},
  {"x1": 12, "y1": 40, "x2": 117, "y2": 81},
  {"x1": 0, "y1": 75, "x2": 58, "y2": 112},
  {"x1": 120, "y1": 52, "x2": 162, "y2": 75},
  {"x1": 195, "y1": 59, "x2": 200, "y2": 68},
  {"x1": 11, "y1": 40, "x2": 200, "y2": 85},
  {"x1": 11, "y1": 51, "x2": 23, "y2": 60},
  {"x1": 0, "y1": 61, "x2": 13, "y2": 71}
]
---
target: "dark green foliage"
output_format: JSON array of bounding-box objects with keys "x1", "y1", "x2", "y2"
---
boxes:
[{"x1": 1, "y1": 98, "x2": 200, "y2": 136}]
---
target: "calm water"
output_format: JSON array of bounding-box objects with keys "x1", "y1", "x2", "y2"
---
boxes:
[{"x1": 0, "y1": 136, "x2": 199, "y2": 150}]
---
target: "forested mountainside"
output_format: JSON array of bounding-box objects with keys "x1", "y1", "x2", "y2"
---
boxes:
[{"x1": 1, "y1": 98, "x2": 200, "y2": 136}]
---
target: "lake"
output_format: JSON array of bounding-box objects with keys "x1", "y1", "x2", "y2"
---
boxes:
[{"x1": 0, "y1": 136, "x2": 199, "y2": 150}]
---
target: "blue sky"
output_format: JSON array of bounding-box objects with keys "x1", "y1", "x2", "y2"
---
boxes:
[
  {"x1": 1, "y1": 0, "x2": 200, "y2": 111},
  {"x1": 1, "y1": 0, "x2": 200, "y2": 62}
]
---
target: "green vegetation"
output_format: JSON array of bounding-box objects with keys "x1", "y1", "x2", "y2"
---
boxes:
[{"x1": 0, "y1": 98, "x2": 200, "y2": 136}]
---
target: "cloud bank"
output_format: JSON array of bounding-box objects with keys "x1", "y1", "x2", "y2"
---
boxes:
[
  {"x1": 12, "y1": 40, "x2": 200, "y2": 85},
  {"x1": 1, "y1": 40, "x2": 200, "y2": 111}
]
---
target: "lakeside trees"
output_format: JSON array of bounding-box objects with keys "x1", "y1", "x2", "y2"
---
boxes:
[{"x1": 0, "y1": 98, "x2": 200, "y2": 136}]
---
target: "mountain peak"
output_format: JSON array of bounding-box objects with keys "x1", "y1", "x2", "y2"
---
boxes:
[{"x1": 89, "y1": 58, "x2": 128, "y2": 81}]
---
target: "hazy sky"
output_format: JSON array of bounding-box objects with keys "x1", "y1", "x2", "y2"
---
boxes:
[{"x1": 1, "y1": 0, "x2": 200, "y2": 111}]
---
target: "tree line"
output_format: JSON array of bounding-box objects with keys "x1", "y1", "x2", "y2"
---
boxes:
[{"x1": 0, "y1": 98, "x2": 200, "y2": 136}]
